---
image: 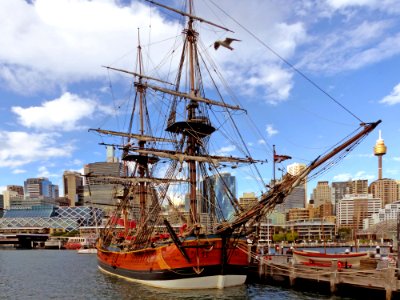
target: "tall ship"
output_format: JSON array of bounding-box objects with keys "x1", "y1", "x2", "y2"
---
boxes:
[{"x1": 89, "y1": 0, "x2": 380, "y2": 289}]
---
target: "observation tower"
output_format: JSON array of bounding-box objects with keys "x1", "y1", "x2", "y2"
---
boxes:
[{"x1": 374, "y1": 130, "x2": 387, "y2": 180}]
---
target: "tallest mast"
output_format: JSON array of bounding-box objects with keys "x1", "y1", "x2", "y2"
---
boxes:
[{"x1": 187, "y1": 0, "x2": 199, "y2": 225}]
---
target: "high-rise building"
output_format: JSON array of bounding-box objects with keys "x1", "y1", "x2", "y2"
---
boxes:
[
  {"x1": 284, "y1": 185, "x2": 306, "y2": 210},
  {"x1": 332, "y1": 181, "x2": 352, "y2": 214},
  {"x1": 3, "y1": 186, "x2": 24, "y2": 209},
  {"x1": 6, "y1": 185, "x2": 24, "y2": 195},
  {"x1": 83, "y1": 161, "x2": 123, "y2": 214},
  {"x1": 312, "y1": 181, "x2": 332, "y2": 208},
  {"x1": 106, "y1": 145, "x2": 119, "y2": 163},
  {"x1": 369, "y1": 178, "x2": 398, "y2": 206},
  {"x1": 287, "y1": 163, "x2": 307, "y2": 207},
  {"x1": 351, "y1": 179, "x2": 368, "y2": 195},
  {"x1": 239, "y1": 192, "x2": 258, "y2": 211},
  {"x1": 63, "y1": 171, "x2": 84, "y2": 207},
  {"x1": 200, "y1": 173, "x2": 236, "y2": 221},
  {"x1": 24, "y1": 178, "x2": 58, "y2": 199},
  {"x1": 336, "y1": 194, "x2": 381, "y2": 231}
]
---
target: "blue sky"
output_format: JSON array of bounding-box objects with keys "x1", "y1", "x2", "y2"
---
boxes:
[{"x1": 1, "y1": 0, "x2": 400, "y2": 200}]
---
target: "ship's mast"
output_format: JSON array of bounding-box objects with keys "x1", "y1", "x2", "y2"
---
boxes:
[
  {"x1": 136, "y1": 29, "x2": 148, "y2": 227},
  {"x1": 187, "y1": 0, "x2": 199, "y2": 225}
]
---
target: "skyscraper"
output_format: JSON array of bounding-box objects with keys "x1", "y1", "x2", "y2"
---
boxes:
[
  {"x1": 287, "y1": 163, "x2": 307, "y2": 207},
  {"x1": 369, "y1": 179, "x2": 398, "y2": 206},
  {"x1": 201, "y1": 173, "x2": 236, "y2": 221},
  {"x1": 63, "y1": 171, "x2": 84, "y2": 207},
  {"x1": 332, "y1": 181, "x2": 352, "y2": 214},
  {"x1": 351, "y1": 179, "x2": 368, "y2": 195},
  {"x1": 312, "y1": 181, "x2": 332, "y2": 208},
  {"x1": 24, "y1": 178, "x2": 58, "y2": 199}
]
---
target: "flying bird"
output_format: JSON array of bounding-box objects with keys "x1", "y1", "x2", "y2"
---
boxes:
[{"x1": 214, "y1": 38, "x2": 241, "y2": 50}]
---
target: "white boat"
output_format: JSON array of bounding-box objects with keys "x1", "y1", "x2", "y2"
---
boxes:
[
  {"x1": 78, "y1": 248, "x2": 97, "y2": 254},
  {"x1": 293, "y1": 249, "x2": 369, "y2": 267}
]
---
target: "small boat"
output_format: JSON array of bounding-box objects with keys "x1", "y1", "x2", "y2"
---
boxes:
[
  {"x1": 78, "y1": 248, "x2": 97, "y2": 254},
  {"x1": 65, "y1": 236, "x2": 97, "y2": 250},
  {"x1": 293, "y1": 249, "x2": 368, "y2": 267}
]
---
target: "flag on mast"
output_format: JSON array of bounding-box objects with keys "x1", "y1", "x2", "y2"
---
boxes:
[{"x1": 273, "y1": 149, "x2": 291, "y2": 163}]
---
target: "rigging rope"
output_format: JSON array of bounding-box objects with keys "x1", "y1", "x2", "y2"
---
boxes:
[{"x1": 208, "y1": 0, "x2": 364, "y2": 124}]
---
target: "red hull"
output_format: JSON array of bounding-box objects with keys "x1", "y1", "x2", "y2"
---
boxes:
[{"x1": 97, "y1": 237, "x2": 249, "y2": 288}]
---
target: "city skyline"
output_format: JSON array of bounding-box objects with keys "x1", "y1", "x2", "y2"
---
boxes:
[{"x1": 1, "y1": 0, "x2": 400, "y2": 199}]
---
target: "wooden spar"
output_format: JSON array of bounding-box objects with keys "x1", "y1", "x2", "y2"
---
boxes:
[
  {"x1": 310, "y1": 120, "x2": 381, "y2": 170},
  {"x1": 144, "y1": 0, "x2": 233, "y2": 33},
  {"x1": 88, "y1": 128, "x2": 176, "y2": 143},
  {"x1": 215, "y1": 120, "x2": 381, "y2": 234},
  {"x1": 102, "y1": 65, "x2": 174, "y2": 86},
  {"x1": 132, "y1": 147, "x2": 261, "y2": 164},
  {"x1": 86, "y1": 175, "x2": 189, "y2": 184},
  {"x1": 139, "y1": 81, "x2": 245, "y2": 112}
]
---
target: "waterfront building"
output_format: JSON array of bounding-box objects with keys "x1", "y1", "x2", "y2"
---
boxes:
[
  {"x1": 286, "y1": 218, "x2": 335, "y2": 242},
  {"x1": 63, "y1": 171, "x2": 84, "y2": 207},
  {"x1": 287, "y1": 208, "x2": 310, "y2": 222},
  {"x1": 0, "y1": 205, "x2": 104, "y2": 233},
  {"x1": 315, "y1": 201, "x2": 334, "y2": 218},
  {"x1": 366, "y1": 200, "x2": 400, "y2": 227},
  {"x1": 8, "y1": 197, "x2": 58, "y2": 209},
  {"x1": 312, "y1": 181, "x2": 332, "y2": 208},
  {"x1": 336, "y1": 194, "x2": 381, "y2": 231},
  {"x1": 239, "y1": 192, "x2": 258, "y2": 211},
  {"x1": 369, "y1": 178, "x2": 398, "y2": 206}
]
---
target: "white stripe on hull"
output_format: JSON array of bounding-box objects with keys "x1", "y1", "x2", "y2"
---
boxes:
[{"x1": 98, "y1": 266, "x2": 246, "y2": 289}]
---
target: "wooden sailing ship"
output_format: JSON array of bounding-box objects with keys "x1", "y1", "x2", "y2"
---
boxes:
[{"x1": 88, "y1": 0, "x2": 381, "y2": 289}]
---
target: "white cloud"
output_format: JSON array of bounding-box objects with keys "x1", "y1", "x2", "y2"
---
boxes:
[
  {"x1": 326, "y1": 0, "x2": 400, "y2": 13},
  {"x1": 258, "y1": 139, "x2": 266, "y2": 145},
  {"x1": 0, "y1": 0, "x2": 180, "y2": 93},
  {"x1": 37, "y1": 166, "x2": 58, "y2": 178},
  {"x1": 0, "y1": 186, "x2": 6, "y2": 195},
  {"x1": 332, "y1": 173, "x2": 352, "y2": 181},
  {"x1": 332, "y1": 170, "x2": 375, "y2": 181},
  {"x1": 12, "y1": 92, "x2": 102, "y2": 131},
  {"x1": 298, "y1": 20, "x2": 400, "y2": 74},
  {"x1": 12, "y1": 169, "x2": 26, "y2": 174},
  {"x1": 266, "y1": 124, "x2": 278, "y2": 137},
  {"x1": 0, "y1": 0, "x2": 310, "y2": 103},
  {"x1": 215, "y1": 145, "x2": 236, "y2": 156},
  {"x1": 0, "y1": 131, "x2": 74, "y2": 168},
  {"x1": 379, "y1": 83, "x2": 400, "y2": 105},
  {"x1": 393, "y1": 157, "x2": 400, "y2": 161}
]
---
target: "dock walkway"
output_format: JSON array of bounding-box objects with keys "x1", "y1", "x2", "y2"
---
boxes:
[{"x1": 254, "y1": 256, "x2": 399, "y2": 300}]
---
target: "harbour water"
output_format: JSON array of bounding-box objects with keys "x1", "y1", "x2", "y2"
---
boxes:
[{"x1": 0, "y1": 249, "x2": 351, "y2": 299}]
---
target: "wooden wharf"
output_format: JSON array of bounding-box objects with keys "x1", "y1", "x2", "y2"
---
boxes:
[{"x1": 249, "y1": 255, "x2": 400, "y2": 300}]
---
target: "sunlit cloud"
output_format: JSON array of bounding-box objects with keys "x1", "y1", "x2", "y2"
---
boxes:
[
  {"x1": 379, "y1": 83, "x2": 400, "y2": 105},
  {"x1": 266, "y1": 124, "x2": 278, "y2": 137}
]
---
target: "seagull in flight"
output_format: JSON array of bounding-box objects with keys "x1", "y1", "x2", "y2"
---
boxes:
[{"x1": 214, "y1": 38, "x2": 241, "y2": 50}]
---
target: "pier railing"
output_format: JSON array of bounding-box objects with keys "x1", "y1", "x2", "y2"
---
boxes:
[{"x1": 257, "y1": 257, "x2": 398, "y2": 300}]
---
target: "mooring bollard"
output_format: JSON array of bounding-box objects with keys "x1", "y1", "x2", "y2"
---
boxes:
[{"x1": 330, "y1": 259, "x2": 338, "y2": 294}]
